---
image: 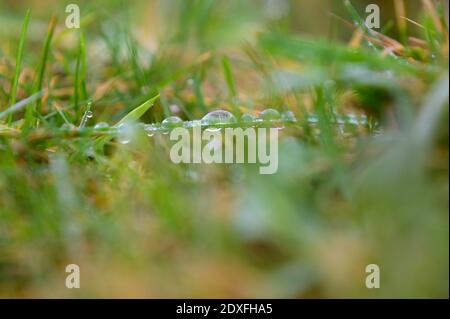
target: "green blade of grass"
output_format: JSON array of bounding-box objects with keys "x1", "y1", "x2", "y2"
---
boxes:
[
  {"x1": 159, "y1": 94, "x2": 171, "y2": 118},
  {"x1": 343, "y1": 0, "x2": 373, "y2": 36},
  {"x1": 35, "y1": 16, "x2": 57, "y2": 112},
  {"x1": 24, "y1": 16, "x2": 57, "y2": 130},
  {"x1": 7, "y1": 8, "x2": 31, "y2": 124},
  {"x1": 193, "y1": 72, "x2": 208, "y2": 114},
  {"x1": 115, "y1": 93, "x2": 160, "y2": 126},
  {"x1": 0, "y1": 91, "x2": 43, "y2": 120},
  {"x1": 221, "y1": 55, "x2": 240, "y2": 116},
  {"x1": 221, "y1": 55, "x2": 237, "y2": 97},
  {"x1": 74, "y1": 32, "x2": 87, "y2": 121},
  {"x1": 343, "y1": 0, "x2": 383, "y2": 48},
  {"x1": 93, "y1": 93, "x2": 159, "y2": 149}
]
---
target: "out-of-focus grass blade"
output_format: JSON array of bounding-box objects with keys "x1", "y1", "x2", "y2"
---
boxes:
[
  {"x1": 221, "y1": 55, "x2": 240, "y2": 115},
  {"x1": 24, "y1": 16, "x2": 57, "y2": 129},
  {"x1": 7, "y1": 9, "x2": 31, "y2": 124},
  {"x1": 414, "y1": 74, "x2": 449, "y2": 147},
  {"x1": 221, "y1": 55, "x2": 237, "y2": 97},
  {"x1": 0, "y1": 91, "x2": 43, "y2": 120},
  {"x1": 193, "y1": 72, "x2": 207, "y2": 114},
  {"x1": 74, "y1": 32, "x2": 88, "y2": 120},
  {"x1": 343, "y1": 0, "x2": 374, "y2": 37},
  {"x1": 259, "y1": 32, "x2": 427, "y2": 76}
]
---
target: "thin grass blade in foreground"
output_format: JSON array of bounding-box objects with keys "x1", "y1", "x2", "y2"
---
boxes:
[
  {"x1": 24, "y1": 16, "x2": 57, "y2": 130},
  {"x1": 221, "y1": 55, "x2": 241, "y2": 116},
  {"x1": 7, "y1": 9, "x2": 31, "y2": 124}
]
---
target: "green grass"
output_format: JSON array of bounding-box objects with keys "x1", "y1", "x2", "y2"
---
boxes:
[
  {"x1": 24, "y1": 16, "x2": 57, "y2": 130},
  {"x1": 7, "y1": 9, "x2": 30, "y2": 124},
  {"x1": 0, "y1": 0, "x2": 448, "y2": 298},
  {"x1": 73, "y1": 32, "x2": 88, "y2": 121}
]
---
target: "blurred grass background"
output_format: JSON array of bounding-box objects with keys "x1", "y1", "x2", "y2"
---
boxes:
[{"x1": 0, "y1": 0, "x2": 448, "y2": 297}]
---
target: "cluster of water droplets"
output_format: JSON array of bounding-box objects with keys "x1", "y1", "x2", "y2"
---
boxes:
[{"x1": 59, "y1": 106, "x2": 370, "y2": 144}]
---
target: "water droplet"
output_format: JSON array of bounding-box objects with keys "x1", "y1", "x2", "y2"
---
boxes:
[
  {"x1": 94, "y1": 122, "x2": 109, "y2": 130},
  {"x1": 185, "y1": 169, "x2": 199, "y2": 182},
  {"x1": 184, "y1": 120, "x2": 201, "y2": 129},
  {"x1": 116, "y1": 122, "x2": 133, "y2": 144},
  {"x1": 307, "y1": 114, "x2": 319, "y2": 124},
  {"x1": 161, "y1": 116, "x2": 183, "y2": 129},
  {"x1": 85, "y1": 146, "x2": 96, "y2": 159},
  {"x1": 346, "y1": 114, "x2": 359, "y2": 125},
  {"x1": 201, "y1": 109, "x2": 236, "y2": 131},
  {"x1": 259, "y1": 108, "x2": 281, "y2": 121},
  {"x1": 79, "y1": 101, "x2": 93, "y2": 128},
  {"x1": 240, "y1": 113, "x2": 257, "y2": 123},
  {"x1": 281, "y1": 111, "x2": 296, "y2": 122},
  {"x1": 359, "y1": 114, "x2": 368, "y2": 125},
  {"x1": 143, "y1": 124, "x2": 159, "y2": 137},
  {"x1": 384, "y1": 70, "x2": 394, "y2": 79}
]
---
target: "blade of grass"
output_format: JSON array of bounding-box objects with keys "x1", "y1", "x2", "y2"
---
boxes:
[
  {"x1": 394, "y1": 0, "x2": 408, "y2": 44},
  {"x1": 0, "y1": 91, "x2": 43, "y2": 120},
  {"x1": 343, "y1": 0, "x2": 380, "y2": 43},
  {"x1": 126, "y1": 28, "x2": 144, "y2": 89},
  {"x1": 192, "y1": 72, "x2": 208, "y2": 114},
  {"x1": 94, "y1": 93, "x2": 159, "y2": 148},
  {"x1": 24, "y1": 16, "x2": 57, "y2": 130},
  {"x1": 315, "y1": 85, "x2": 335, "y2": 152},
  {"x1": 7, "y1": 9, "x2": 31, "y2": 124},
  {"x1": 53, "y1": 102, "x2": 71, "y2": 125},
  {"x1": 221, "y1": 55, "x2": 237, "y2": 97},
  {"x1": 159, "y1": 94, "x2": 171, "y2": 118},
  {"x1": 221, "y1": 55, "x2": 240, "y2": 116},
  {"x1": 115, "y1": 93, "x2": 160, "y2": 126},
  {"x1": 74, "y1": 32, "x2": 87, "y2": 121}
]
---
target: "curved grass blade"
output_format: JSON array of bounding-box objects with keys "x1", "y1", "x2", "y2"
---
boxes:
[
  {"x1": 24, "y1": 16, "x2": 57, "y2": 130},
  {"x1": 0, "y1": 91, "x2": 43, "y2": 120},
  {"x1": 115, "y1": 93, "x2": 160, "y2": 127}
]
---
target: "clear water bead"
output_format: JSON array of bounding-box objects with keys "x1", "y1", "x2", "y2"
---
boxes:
[
  {"x1": 281, "y1": 111, "x2": 296, "y2": 122},
  {"x1": 307, "y1": 114, "x2": 319, "y2": 124},
  {"x1": 144, "y1": 124, "x2": 159, "y2": 137},
  {"x1": 259, "y1": 108, "x2": 281, "y2": 121},
  {"x1": 201, "y1": 110, "x2": 236, "y2": 131},
  {"x1": 161, "y1": 116, "x2": 183, "y2": 129},
  {"x1": 240, "y1": 113, "x2": 257, "y2": 123},
  {"x1": 184, "y1": 120, "x2": 201, "y2": 129},
  {"x1": 116, "y1": 122, "x2": 133, "y2": 144},
  {"x1": 201, "y1": 110, "x2": 237, "y2": 125},
  {"x1": 94, "y1": 122, "x2": 109, "y2": 130}
]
